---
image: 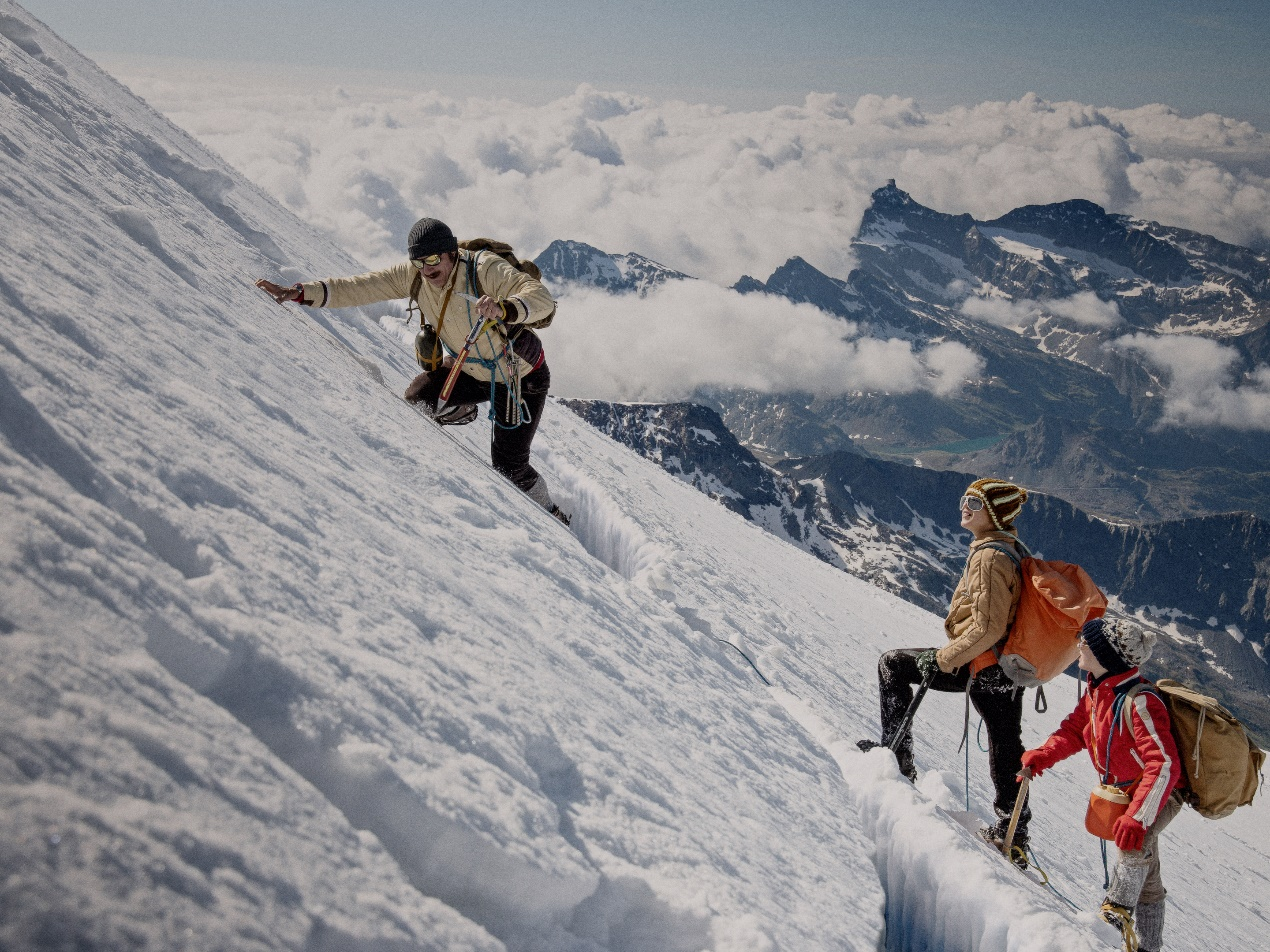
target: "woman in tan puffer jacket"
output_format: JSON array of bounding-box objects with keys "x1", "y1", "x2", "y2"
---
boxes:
[{"x1": 858, "y1": 478, "x2": 1032, "y2": 860}]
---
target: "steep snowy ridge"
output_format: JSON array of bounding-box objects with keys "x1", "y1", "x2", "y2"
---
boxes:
[
  {"x1": 2, "y1": 5, "x2": 1268, "y2": 952},
  {"x1": 566, "y1": 402, "x2": 1270, "y2": 737},
  {"x1": 0, "y1": 6, "x2": 895, "y2": 948}
]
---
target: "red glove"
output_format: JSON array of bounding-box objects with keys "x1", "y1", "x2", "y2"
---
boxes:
[
  {"x1": 1019, "y1": 748, "x2": 1054, "y2": 779},
  {"x1": 1112, "y1": 815, "x2": 1146, "y2": 852}
]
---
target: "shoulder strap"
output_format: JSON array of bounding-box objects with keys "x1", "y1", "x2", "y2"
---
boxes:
[
  {"x1": 1117, "y1": 679, "x2": 1160, "y2": 732},
  {"x1": 465, "y1": 248, "x2": 527, "y2": 341},
  {"x1": 410, "y1": 267, "x2": 456, "y2": 367},
  {"x1": 408, "y1": 270, "x2": 422, "y2": 323},
  {"x1": 466, "y1": 249, "x2": 482, "y2": 300},
  {"x1": 979, "y1": 541, "x2": 1024, "y2": 572}
]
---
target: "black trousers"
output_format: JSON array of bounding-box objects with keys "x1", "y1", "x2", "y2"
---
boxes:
[
  {"x1": 878, "y1": 648, "x2": 1030, "y2": 835},
  {"x1": 415, "y1": 364, "x2": 551, "y2": 492}
]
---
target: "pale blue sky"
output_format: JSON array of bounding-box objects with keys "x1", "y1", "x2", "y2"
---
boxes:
[{"x1": 20, "y1": 0, "x2": 1270, "y2": 125}]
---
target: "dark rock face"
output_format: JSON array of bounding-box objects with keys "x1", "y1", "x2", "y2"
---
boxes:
[
  {"x1": 559, "y1": 400, "x2": 840, "y2": 564},
  {"x1": 558, "y1": 400, "x2": 786, "y2": 515},
  {"x1": 987, "y1": 200, "x2": 1199, "y2": 285},
  {"x1": 567, "y1": 400, "x2": 1270, "y2": 738}
]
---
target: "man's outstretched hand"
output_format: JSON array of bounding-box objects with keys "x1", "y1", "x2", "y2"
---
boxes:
[{"x1": 256, "y1": 278, "x2": 302, "y2": 305}]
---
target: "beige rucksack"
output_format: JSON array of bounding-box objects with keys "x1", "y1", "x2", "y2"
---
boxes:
[{"x1": 1127, "y1": 679, "x2": 1265, "y2": 819}]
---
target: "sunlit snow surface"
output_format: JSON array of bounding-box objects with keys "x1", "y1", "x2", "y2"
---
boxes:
[{"x1": 1, "y1": 3, "x2": 1267, "y2": 950}]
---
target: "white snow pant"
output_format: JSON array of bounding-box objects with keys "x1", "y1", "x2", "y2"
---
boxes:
[{"x1": 1105, "y1": 791, "x2": 1184, "y2": 951}]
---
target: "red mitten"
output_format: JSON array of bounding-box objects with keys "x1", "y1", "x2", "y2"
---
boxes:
[
  {"x1": 1019, "y1": 748, "x2": 1053, "y2": 779},
  {"x1": 1112, "y1": 814, "x2": 1146, "y2": 852}
]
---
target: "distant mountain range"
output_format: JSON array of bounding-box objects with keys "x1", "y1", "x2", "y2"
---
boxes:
[
  {"x1": 539, "y1": 184, "x2": 1270, "y2": 524},
  {"x1": 562, "y1": 399, "x2": 1270, "y2": 740},
  {"x1": 541, "y1": 189, "x2": 1270, "y2": 735}
]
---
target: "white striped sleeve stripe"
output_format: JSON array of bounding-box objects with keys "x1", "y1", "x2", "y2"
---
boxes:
[{"x1": 1131, "y1": 693, "x2": 1176, "y2": 826}]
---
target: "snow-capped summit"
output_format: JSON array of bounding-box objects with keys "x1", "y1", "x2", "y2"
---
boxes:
[
  {"x1": 535, "y1": 239, "x2": 694, "y2": 296},
  {"x1": 714, "y1": 181, "x2": 1270, "y2": 525}
]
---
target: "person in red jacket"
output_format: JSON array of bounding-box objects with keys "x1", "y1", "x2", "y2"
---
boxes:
[{"x1": 1020, "y1": 617, "x2": 1183, "y2": 952}]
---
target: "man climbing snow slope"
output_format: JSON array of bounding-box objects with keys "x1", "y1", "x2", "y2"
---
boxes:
[{"x1": 258, "y1": 217, "x2": 568, "y2": 524}]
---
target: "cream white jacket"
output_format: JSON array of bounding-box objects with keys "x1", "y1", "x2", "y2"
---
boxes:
[{"x1": 302, "y1": 250, "x2": 555, "y2": 383}]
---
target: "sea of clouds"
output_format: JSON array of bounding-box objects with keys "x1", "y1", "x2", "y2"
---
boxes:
[{"x1": 110, "y1": 60, "x2": 1270, "y2": 421}]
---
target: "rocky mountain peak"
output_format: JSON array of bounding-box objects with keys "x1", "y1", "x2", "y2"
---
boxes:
[
  {"x1": 534, "y1": 238, "x2": 691, "y2": 296},
  {"x1": 859, "y1": 181, "x2": 977, "y2": 255},
  {"x1": 987, "y1": 200, "x2": 1197, "y2": 283}
]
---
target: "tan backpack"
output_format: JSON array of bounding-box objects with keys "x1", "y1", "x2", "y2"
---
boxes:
[{"x1": 1126, "y1": 679, "x2": 1265, "y2": 819}]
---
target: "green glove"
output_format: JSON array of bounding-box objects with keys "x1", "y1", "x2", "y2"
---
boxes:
[{"x1": 916, "y1": 648, "x2": 940, "y2": 682}]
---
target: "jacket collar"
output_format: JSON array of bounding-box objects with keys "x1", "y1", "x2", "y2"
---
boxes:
[
  {"x1": 1088, "y1": 667, "x2": 1142, "y2": 693},
  {"x1": 968, "y1": 530, "x2": 1020, "y2": 551}
]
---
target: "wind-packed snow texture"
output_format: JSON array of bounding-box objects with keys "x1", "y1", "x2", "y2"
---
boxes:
[{"x1": 1, "y1": 4, "x2": 1267, "y2": 951}]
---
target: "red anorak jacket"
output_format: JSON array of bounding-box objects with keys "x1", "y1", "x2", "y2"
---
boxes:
[{"x1": 1034, "y1": 668, "x2": 1182, "y2": 827}]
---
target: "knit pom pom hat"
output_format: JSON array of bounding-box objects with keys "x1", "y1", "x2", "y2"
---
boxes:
[
  {"x1": 1081, "y1": 617, "x2": 1156, "y2": 674},
  {"x1": 964, "y1": 478, "x2": 1029, "y2": 531}
]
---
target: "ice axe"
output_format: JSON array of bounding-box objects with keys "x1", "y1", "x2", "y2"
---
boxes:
[
  {"x1": 1002, "y1": 769, "x2": 1032, "y2": 862},
  {"x1": 887, "y1": 668, "x2": 935, "y2": 753},
  {"x1": 436, "y1": 315, "x2": 501, "y2": 411}
]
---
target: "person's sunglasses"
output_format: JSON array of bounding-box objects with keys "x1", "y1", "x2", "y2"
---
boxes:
[
  {"x1": 959, "y1": 494, "x2": 985, "y2": 512},
  {"x1": 411, "y1": 254, "x2": 444, "y2": 268}
]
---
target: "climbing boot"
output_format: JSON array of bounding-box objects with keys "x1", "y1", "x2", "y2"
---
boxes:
[
  {"x1": 977, "y1": 823, "x2": 1029, "y2": 870},
  {"x1": 855, "y1": 739, "x2": 916, "y2": 782},
  {"x1": 436, "y1": 403, "x2": 478, "y2": 426},
  {"x1": 1100, "y1": 900, "x2": 1139, "y2": 952}
]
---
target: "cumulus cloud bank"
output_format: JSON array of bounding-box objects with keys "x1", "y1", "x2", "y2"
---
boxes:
[
  {"x1": 548, "y1": 282, "x2": 983, "y2": 402},
  {"x1": 959, "y1": 290, "x2": 1123, "y2": 330},
  {"x1": 111, "y1": 62, "x2": 1270, "y2": 290},
  {"x1": 108, "y1": 61, "x2": 1267, "y2": 408},
  {"x1": 1113, "y1": 333, "x2": 1270, "y2": 431}
]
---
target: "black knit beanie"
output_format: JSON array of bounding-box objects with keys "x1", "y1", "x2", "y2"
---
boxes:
[{"x1": 407, "y1": 218, "x2": 458, "y2": 258}]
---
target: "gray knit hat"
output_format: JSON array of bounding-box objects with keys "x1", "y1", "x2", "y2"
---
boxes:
[
  {"x1": 407, "y1": 217, "x2": 458, "y2": 258},
  {"x1": 1081, "y1": 617, "x2": 1155, "y2": 673}
]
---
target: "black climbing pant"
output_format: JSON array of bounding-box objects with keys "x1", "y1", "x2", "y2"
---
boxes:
[
  {"x1": 878, "y1": 647, "x2": 1030, "y2": 836},
  {"x1": 412, "y1": 363, "x2": 551, "y2": 492}
]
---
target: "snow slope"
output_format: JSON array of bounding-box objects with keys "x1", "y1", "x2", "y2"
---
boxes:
[{"x1": 1, "y1": 4, "x2": 1267, "y2": 951}]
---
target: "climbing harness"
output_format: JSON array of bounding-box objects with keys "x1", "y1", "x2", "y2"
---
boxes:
[{"x1": 436, "y1": 307, "x2": 532, "y2": 431}]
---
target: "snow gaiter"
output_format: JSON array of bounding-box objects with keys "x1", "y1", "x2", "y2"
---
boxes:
[
  {"x1": 1105, "y1": 860, "x2": 1150, "y2": 909},
  {"x1": 1135, "y1": 899, "x2": 1165, "y2": 952}
]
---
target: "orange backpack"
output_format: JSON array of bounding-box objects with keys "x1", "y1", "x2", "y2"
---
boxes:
[{"x1": 971, "y1": 542, "x2": 1108, "y2": 687}]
